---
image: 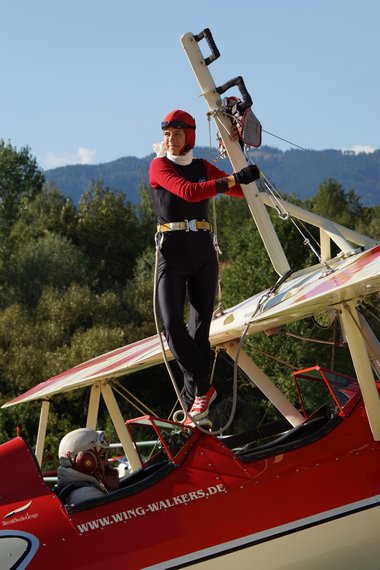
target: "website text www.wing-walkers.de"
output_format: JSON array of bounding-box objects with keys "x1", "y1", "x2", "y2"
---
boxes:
[{"x1": 76, "y1": 484, "x2": 226, "y2": 534}]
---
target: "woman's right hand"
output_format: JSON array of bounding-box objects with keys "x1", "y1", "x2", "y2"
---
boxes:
[{"x1": 233, "y1": 164, "x2": 260, "y2": 185}]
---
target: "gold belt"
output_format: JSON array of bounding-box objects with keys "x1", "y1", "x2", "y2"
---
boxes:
[{"x1": 157, "y1": 219, "x2": 213, "y2": 233}]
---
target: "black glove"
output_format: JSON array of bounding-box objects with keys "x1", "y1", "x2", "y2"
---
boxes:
[{"x1": 233, "y1": 164, "x2": 260, "y2": 185}]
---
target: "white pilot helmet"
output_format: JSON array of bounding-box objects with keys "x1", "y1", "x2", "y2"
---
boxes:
[{"x1": 58, "y1": 428, "x2": 109, "y2": 460}]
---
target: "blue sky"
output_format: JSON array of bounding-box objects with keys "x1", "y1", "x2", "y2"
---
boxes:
[{"x1": 1, "y1": 0, "x2": 379, "y2": 170}]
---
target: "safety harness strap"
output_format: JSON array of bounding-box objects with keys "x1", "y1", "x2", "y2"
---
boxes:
[{"x1": 157, "y1": 219, "x2": 213, "y2": 233}]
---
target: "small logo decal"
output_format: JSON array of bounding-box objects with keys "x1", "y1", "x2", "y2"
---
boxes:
[{"x1": 3, "y1": 501, "x2": 32, "y2": 520}]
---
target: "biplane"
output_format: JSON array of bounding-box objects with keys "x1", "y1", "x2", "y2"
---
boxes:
[{"x1": 1, "y1": 28, "x2": 380, "y2": 570}]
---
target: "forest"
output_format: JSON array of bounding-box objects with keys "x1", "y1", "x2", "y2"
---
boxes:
[{"x1": 0, "y1": 140, "x2": 379, "y2": 470}]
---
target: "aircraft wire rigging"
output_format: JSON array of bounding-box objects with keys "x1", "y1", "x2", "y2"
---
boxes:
[
  {"x1": 209, "y1": 106, "x2": 334, "y2": 274},
  {"x1": 258, "y1": 171, "x2": 334, "y2": 274},
  {"x1": 262, "y1": 128, "x2": 380, "y2": 190},
  {"x1": 113, "y1": 381, "x2": 157, "y2": 417}
]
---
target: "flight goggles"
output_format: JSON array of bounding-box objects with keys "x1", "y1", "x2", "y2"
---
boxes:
[
  {"x1": 161, "y1": 120, "x2": 196, "y2": 130},
  {"x1": 94, "y1": 430, "x2": 110, "y2": 451}
]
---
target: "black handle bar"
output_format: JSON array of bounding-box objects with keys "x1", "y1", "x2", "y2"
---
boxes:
[
  {"x1": 193, "y1": 28, "x2": 220, "y2": 65},
  {"x1": 216, "y1": 76, "x2": 253, "y2": 109},
  {"x1": 192, "y1": 29, "x2": 253, "y2": 109}
]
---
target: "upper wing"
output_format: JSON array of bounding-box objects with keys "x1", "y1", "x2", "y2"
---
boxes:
[{"x1": 3, "y1": 245, "x2": 380, "y2": 408}]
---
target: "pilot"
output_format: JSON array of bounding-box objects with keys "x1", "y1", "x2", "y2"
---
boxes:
[{"x1": 56, "y1": 428, "x2": 119, "y2": 505}]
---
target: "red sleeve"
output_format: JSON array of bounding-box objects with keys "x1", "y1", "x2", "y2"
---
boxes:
[{"x1": 149, "y1": 157, "x2": 244, "y2": 202}]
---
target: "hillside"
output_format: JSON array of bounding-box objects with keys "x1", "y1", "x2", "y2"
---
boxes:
[{"x1": 44, "y1": 146, "x2": 380, "y2": 206}]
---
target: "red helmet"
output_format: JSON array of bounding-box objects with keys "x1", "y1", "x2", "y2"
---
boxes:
[{"x1": 161, "y1": 110, "x2": 196, "y2": 151}]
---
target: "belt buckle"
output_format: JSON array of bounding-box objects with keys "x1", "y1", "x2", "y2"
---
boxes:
[{"x1": 185, "y1": 219, "x2": 198, "y2": 232}]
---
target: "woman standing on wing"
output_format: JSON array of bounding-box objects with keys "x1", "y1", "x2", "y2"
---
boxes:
[{"x1": 149, "y1": 110, "x2": 260, "y2": 426}]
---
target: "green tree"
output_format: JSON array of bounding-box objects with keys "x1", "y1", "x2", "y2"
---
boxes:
[
  {"x1": 218, "y1": 193, "x2": 312, "y2": 306},
  {"x1": 77, "y1": 181, "x2": 144, "y2": 289},
  {"x1": 0, "y1": 140, "x2": 45, "y2": 234},
  {"x1": 10, "y1": 233, "x2": 89, "y2": 306},
  {"x1": 307, "y1": 179, "x2": 363, "y2": 228},
  {"x1": 10, "y1": 185, "x2": 78, "y2": 246},
  {"x1": 213, "y1": 195, "x2": 251, "y2": 262},
  {"x1": 138, "y1": 183, "x2": 156, "y2": 242},
  {"x1": 123, "y1": 246, "x2": 156, "y2": 339},
  {"x1": 356, "y1": 205, "x2": 380, "y2": 240}
]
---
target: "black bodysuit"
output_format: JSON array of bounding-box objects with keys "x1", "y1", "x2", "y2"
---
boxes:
[{"x1": 149, "y1": 156, "x2": 243, "y2": 408}]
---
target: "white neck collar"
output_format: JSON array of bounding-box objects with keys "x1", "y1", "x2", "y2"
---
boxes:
[
  {"x1": 166, "y1": 149, "x2": 193, "y2": 165},
  {"x1": 153, "y1": 142, "x2": 193, "y2": 166}
]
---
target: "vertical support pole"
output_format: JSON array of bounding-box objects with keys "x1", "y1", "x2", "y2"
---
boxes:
[
  {"x1": 320, "y1": 228, "x2": 331, "y2": 262},
  {"x1": 181, "y1": 32, "x2": 290, "y2": 277},
  {"x1": 358, "y1": 311, "x2": 380, "y2": 378},
  {"x1": 101, "y1": 383, "x2": 141, "y2": 471},
  {"x1": 340, "y1": 301, "x2": 380, "y2": 440},
  {"x1": 86, "y1": 382, "x2": 101, "y2": 429},
  {"x1": 35, "y1": 399, "x2": 50, "y2": 466}
]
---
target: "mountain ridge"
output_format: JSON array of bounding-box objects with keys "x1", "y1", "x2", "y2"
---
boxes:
[{"x1": 44, "y1": 146, "x2": 380, "y2": 207}]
